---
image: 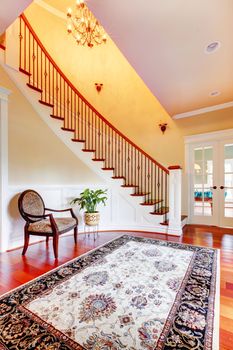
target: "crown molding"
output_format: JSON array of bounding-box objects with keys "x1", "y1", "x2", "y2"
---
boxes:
[
  {"x1": 184, "y1": 128, "x2": 233, "y2": 144},
  {"x1": 34, "y1": 0, "x2": 66, "y2": 19},
  {"x1": 172, "y1": 101, "x2": 233, "y2": 120}
]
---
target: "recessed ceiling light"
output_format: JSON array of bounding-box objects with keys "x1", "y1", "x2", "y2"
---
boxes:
[
  {"x1": 205, "y1": 41, "x2": 221, "y2": 54},
  {"x1": 209, "y1": 90, "x2": 221, "y2": 97}
]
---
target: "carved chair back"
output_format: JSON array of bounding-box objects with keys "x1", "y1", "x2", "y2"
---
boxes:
[{"x1": 18, "y1": 189, "x2": 45, "y2": 223}]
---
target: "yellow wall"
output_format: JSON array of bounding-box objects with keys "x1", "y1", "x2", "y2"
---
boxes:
[
  {"x1": 24, "y1": 3, "x2": 233, "y2": 171},
  {"x1": 5, "y1": 3, "x2": 233, "y2": 213},
  {"x1": 0, "y1": 65, "x2": 103, "y2": 185}
]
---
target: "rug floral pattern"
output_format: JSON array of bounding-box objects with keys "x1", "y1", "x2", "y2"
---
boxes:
[{"x1": 0, "y1": 235, "x2": 218, "y2": 350}]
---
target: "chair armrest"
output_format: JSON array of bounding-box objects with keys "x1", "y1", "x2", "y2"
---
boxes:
[
  {"x1": 25, "y1": 212, "x2": 52, "y2": 219},
  {"x1": 45, "y1": 207, "x2": 73, "y2": 213},
  {"x1": 45, "y1": 208, "x2": 78, "y2": 223}
]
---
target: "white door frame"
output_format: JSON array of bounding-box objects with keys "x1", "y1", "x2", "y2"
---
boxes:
[
  {"x1": 185, "y1": 128, "x2": 233, "y2": 227},
  {"x1": 219, "y1": 139, "x2": 233, "y2": 227}
]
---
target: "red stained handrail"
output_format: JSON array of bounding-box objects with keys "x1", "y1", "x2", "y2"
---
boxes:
[{"x1": 20, "y1": 13, "x2": 169, "y2": 175}]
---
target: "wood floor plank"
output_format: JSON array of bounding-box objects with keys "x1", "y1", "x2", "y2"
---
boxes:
[{"x1": 0, "y1": 226, "x2": 232, "y2": 349}]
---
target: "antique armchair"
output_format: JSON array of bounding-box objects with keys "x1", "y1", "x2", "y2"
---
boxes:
[{"x1": 18, "y1": 189, "x2": 78, "y2": 259}]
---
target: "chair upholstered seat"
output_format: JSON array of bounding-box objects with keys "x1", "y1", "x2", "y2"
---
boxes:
[{"x1": 28, "y1": 217, "x2": 77, "y2": 233}]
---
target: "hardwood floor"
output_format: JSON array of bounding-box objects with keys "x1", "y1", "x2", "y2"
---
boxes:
[{"x1": 0, "y1": 225, "x2": 232, "y2": 349}]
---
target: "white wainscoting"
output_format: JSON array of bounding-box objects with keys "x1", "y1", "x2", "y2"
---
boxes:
[{"x1": 6, "y1": 184, "x2": 167, "y2": 251}]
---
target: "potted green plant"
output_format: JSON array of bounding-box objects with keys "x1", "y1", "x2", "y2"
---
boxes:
[{"x1": 71, "y1": 188, "x2": 107, "y2": 226}]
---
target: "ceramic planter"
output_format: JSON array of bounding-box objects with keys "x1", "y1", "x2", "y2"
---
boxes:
[{"x1": 84, "y1": 212, "x2": 100, "y2": 226}]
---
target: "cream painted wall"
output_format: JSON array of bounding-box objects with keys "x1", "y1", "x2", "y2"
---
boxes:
[
  {"x1": 0, "y1": 65, "x2": 104, "y2": 185},
  {"x1": 24, "y1": 4, "x2": 177, "y2": 167},
  {"x1": 24, "y1": 4, "x2": 233, "y2": 172},
  {"x1": 3, "y1": 3, "x2": 233, "y2": 217}
]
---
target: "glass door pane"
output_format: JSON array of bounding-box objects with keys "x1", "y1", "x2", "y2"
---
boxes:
[{"x1": 193, "y1": 146, "x2": 213, "y2": 217}]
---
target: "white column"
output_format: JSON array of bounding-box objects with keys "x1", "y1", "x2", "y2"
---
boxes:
[
  {"x1": 167, "y1": 165, "x2": 182, "y2": 236},
  {"x1": 0, "y1": 86, "x2": 11, "y2": 252}
]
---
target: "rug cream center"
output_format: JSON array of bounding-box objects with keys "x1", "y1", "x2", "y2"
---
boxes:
[{"x1": 26, "y1": 241, "x2": 194, "y2": 349}]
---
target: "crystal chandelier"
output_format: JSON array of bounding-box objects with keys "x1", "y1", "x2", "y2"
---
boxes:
[{"x1": 67, "y1": 0, "x2": 107, "y2": 48}]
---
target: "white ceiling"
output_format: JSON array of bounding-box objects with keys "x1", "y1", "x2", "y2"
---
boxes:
[
  {"x1": 0, "y1": 0, "x2": 32, "y2": 35},
  {"x1": 34, "y1": 0, "x2": 233, "y2": 117},
  {"x1": 88, "y1": 0, "x2": 233, "y2": 117}
]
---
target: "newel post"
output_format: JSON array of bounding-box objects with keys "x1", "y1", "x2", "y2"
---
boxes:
[
  {"x1": 0, "y1": 86, "x2": 11, "y2": 252},
  {"x1": 167, "y1": 165, "x2": 183, "y2": 236}
]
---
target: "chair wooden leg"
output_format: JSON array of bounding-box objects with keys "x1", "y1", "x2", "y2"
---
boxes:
[
  {"x1": 22, "y1": 228, "x2": 30, "y2": 256},
  {"x1": 46, "y1": 236, "x2": 49, "y2": 243},
  {"x1": 74, "y1": 226, "x2": 78, "y2": 244},
  {"x1": 53, "y1": 234, "x2": 59, "y2": 259}
]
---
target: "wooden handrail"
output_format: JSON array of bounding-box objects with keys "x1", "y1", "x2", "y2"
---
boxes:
[
  {"x1": 20, "y1": 14, "x2": 169, "y2": 175},
  {"x1": 19, "y1": 14, "x2": 169, "y2": 215}
]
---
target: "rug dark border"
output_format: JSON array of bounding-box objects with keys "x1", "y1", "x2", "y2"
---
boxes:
[{"x1": 0, "y1": 235, "x2": 218, "y2": 350}]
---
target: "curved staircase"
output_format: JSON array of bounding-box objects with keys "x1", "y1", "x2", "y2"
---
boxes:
[
  {"x1": 19, "y1": 15, "x2": 169, "y2": 217},
  {"x1": 0, "y1": 15, "x2": 186, "y2": 236}
]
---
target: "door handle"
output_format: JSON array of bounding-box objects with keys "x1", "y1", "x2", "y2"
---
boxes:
[{"x1": 220, "y1": 186, "x2": 225, "y2": 189}]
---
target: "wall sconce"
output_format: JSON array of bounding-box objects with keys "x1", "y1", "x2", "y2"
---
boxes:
[
  {"x1": 159, "y1": 123, "x2": 167, "y2": 134},
  {"x1": 95, "y1": 83, "x2": 103, "y2": 93}
]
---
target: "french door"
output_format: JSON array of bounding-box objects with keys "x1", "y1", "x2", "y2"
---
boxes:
[
  {"x1": 219, "y1": 140, "x2": 233, "y2": 227},
  {"x1": 189, "y1": 139, "x2": 233, "y2": 227}
]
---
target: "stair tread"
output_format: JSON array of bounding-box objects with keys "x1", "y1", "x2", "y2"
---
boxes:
[
  {"x1": 71, "y1": 138, "x2": 85, "y2": 143},
  {"x1": 61, "y1": 127, "x2": 75, "y2": 132},
  {"x1": 141, "y1": 199, "x2": 163, "y2": 205},
  {"x1": 93, "y1": 158, "x2": 105, "y2": 161},
  {"x1": 121, "y1": 185, "x2": 139, "y2": 188},
  {"x1": 131, "y1": 192, "x2": 150, "y2": 197},
  {"x1": 19, "y1": 68, "x2": 31, "y2": 76},
  {"x1": 27, "y1": 83, "x2": 42, "y2": 93},
  {"x1": 112, "y1": 176, "x2": 125, "y2": 179},
  {"x1": 39, "y1": 100, "x2": 54, "y2": 108},
  {"x1": 82, "y1": 149, "x2": 96, "y2": 152},
  {"x1": 50, "y1": 114, "x2": 64, "y2": 120},
  {"x1": 160, "y1": 221, "x2": 169, "y2": 226},
  {"x1": 150, "y1": 206, "x2": 169, "y2": 215},
  {"x1": 102, "y1": 167, "x2": 114, "y2": 170},
  {"x1": 160, "y1": 215, "x2": 187, "y2": 226}
]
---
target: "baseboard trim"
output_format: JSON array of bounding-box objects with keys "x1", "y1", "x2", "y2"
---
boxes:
[{"x1": 6, "y1": 226, "x2": 183, "y2": 252}]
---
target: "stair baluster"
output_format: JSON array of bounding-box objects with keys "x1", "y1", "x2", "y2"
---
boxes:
[{"x1": 19, "y1": 14, "x2": 169, "y2": 220}]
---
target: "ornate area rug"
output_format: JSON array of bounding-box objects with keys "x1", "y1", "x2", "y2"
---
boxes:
[{"x1": 0, "y1": 235, "x2": 219, "y2": 350}]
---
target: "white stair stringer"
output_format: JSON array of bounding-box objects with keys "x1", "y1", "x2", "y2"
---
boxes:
[{"x1": 0, "y1": 50, "x2": 171, "y2": 236}]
